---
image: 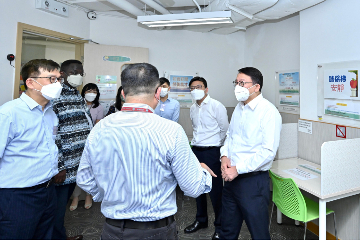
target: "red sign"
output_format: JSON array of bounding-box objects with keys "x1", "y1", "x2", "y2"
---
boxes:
[{"x1": 336, "y1": 125, "x2": 346, "y2": 138}]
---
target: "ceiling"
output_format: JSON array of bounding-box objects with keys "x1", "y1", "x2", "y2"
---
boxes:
[{"x1": 62, "y1": 0, "x2": 326, "y2": 34}]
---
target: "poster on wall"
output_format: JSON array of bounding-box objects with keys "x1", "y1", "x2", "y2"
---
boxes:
[
  {"x1": 323, "y1": 69, "x2": 358, "y2": 100},
  {"x1": 96, "y1": 75, "x2": 117, "y2": 99},
  {"x1": 279, "y1": 72, "x2": 300, "y2": 93},
  {"x1": 279, "y1": 94, "x2": 299, "y2": 106},
  {"x1": 324, "y1": 99, "x2": 360, "y2": 120},
  {"x1": 168, "y1": 74, "x2": 193, "y2": 106}
]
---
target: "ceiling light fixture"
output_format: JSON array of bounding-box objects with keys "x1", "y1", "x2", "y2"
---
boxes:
[{"x1": 138, "y1": 11, "x2": 233, "y2": 27}]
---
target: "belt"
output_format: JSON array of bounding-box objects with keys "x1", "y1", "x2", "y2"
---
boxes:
[
  {"x1": 192, "y1": 146, "x2": 219, "y2": 151},
  {"x1": 23, "y1": 179, "x2": 53, "y2": 189},
  {"x1": 106, "y1": 215, "x2": 175, "y2": 230},
  {"x1": 238, "y1": 171, "x2": 267, "y2": 178}
]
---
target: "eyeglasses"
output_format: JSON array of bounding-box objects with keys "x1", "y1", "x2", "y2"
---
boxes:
[
  {"x1": 30, "y1": 76, "x2": 63, "y2": 83},
  {"x1": 189, "y1": 85, "x2": 204, "y2": 91},
  {"x1": 233, "y1": 80, "x2": 253, "y2": 87}
]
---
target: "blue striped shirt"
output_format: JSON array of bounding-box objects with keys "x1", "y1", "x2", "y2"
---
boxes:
[
  {"x1": 77, "y1": 103, "x2": 212, "y2": 221},
  {"x1": 0, "y1": 93, "x2": 59, "y2": 188}
]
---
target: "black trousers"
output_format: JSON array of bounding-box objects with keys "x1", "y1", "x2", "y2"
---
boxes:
[
  {"x1": 101, "y1": 220, "x2": 178, "y2": 240},
  {"x1": 220, "y1": 171, "x2": 271, "y2": 240},
  {"x1": 192, "y1": 146, "x2": 223, "y2": 232},
  {"x1": 0, "y1": 185, "x2": 56, "y2": 239},
  {"x1": 52, "y1": 182, "x2": 76, "y2": 240}
]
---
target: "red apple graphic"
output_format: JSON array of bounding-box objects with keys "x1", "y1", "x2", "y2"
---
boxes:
[{"x1": 350, "y1": 78, "x2": 357, "y2": 88}]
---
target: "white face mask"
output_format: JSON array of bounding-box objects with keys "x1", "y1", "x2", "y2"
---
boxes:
[
  {"x1": 67, "y1": 74, "x2": 83, "y2": 88},
  {"x1": 160, "y1": 87, "x2": 169, "y2": 97},
  {"x1": 191, "y1": 89, "x2": 205, "y2": 100},
  {"x1": 33, "y1": 80, "x2": 63, "y2": 100},
  {"x1": 85, "y1": 93, "x2": 97, "y2": 102},
  {"x1": 234, "y1": 84, "x2": 256, "y2": 102}
]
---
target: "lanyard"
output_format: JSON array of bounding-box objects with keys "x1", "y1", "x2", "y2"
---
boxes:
[{"x1": 121, "y1": 107, "x2": 153, "y2": 113}]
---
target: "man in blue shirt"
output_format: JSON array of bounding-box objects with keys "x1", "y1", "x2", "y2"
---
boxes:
[
  {"x1": 0, "y1": 59, "x2": 62, "y2": 239},
  {"x1": 154, "y1": 77, "x2": 180, "y2": 122}
]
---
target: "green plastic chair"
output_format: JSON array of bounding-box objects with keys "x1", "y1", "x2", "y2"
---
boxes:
[{"x1": 269, "y1": 170, "x2": 337, "y2": 240}]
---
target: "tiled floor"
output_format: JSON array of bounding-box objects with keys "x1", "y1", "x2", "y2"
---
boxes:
[{"x1": 65, "y1": 190, "x2": 318, "y2": 240}]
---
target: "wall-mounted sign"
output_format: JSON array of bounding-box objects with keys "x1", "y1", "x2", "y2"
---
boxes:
[
  {"x1": 96, "y1": 75, "x2": 117, "y2": 99},
  {"x1": 298, "y1": 119, "x2": 312, "y2": 134},
  {"x1": 336, "y1": 125, "x2": 346, "y2": 138},
  {"x1": 324, "y1": 69, "x2": 358, "y2": 99},
  {"x1": 279, "y1": 72, "x2": 300, "y2": 93},
  {"x1": 103, "y1": 56, "x2": 131, "y2": 62},
  {"x1": 279, "y1": 94, "x2": 299, "y2": 106}
]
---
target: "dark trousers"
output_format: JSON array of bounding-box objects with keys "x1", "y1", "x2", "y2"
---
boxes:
[
  {"x1": 220, "y1": 171, "x2": 270, "y2": 240},
  {"x1": 0, "y1": 185, "x2": 56, "y2": 239},
  {"x1": 52, "y1": 182, "x2": 76, "y2": 240},
  {"x1": 192, "y1": 146, "x2": 223, "y2": 232},
  {"x1": 101, "y1": 220, "x2": 178, "y2": 240}
]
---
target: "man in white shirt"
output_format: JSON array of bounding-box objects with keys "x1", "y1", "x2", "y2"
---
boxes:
[
  {"x1": 220, "y1": 67, "x2": 282, "y2": 240},
  {"x1": 77, "y1": 63, "x2": 216, "y2": 240},
  {"x1": 184, "y1": 77, "x2": 229, "y2": 240}
]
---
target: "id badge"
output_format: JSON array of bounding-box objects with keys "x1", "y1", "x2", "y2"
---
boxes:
[{"x1": 160, "y1": 104, "x2": 165, "y2": 112}]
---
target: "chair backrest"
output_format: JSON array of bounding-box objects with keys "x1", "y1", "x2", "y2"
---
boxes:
[{"x1": 269, "y1": 170, "x2": 307, "y2": 222}]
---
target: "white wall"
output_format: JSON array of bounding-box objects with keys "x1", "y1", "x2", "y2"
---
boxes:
[
  {"x1": 0, "y1": 0, "x2": 90, "y2": 105},
  {"x1": 89, "y1": 16, "x2": 245, "y2": 107},
  {"x1": 300, "y1": 0, "x2": 360, "y2": 124},
  {"x1": 245, "y1": 14, "x2": 300, "y2": 105}
]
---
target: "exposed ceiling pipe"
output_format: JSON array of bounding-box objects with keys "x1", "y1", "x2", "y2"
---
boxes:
[
  {"x1": 227, "y1": 4, "x2": 253, "y2": 19},
  {"x1": 106, "y1": 0, "x2": 144, "y2": 16},
  {"x1": 138, "y1": 0, "x2": 171, "y2": 14},
  {"x1": 192, "y1": 0, "x2": 202, "y2": 12}
]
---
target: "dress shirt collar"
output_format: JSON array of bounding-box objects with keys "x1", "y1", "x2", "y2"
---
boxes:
[
  {"x1": 240, "y1": 93, "x2": 263, "y2": 110},
  {"x1": 20, "y1": 92, "x2": 52, "y2": 111},
  {"x1": 196, "y1": 94, "x2": 210, "y2": 107},
  {"x1": 160, "y1": 97, "x2": 171, "y2": 104},
  {"x1": 122, "y1": 102, "x2": 155, "y2": 113}
]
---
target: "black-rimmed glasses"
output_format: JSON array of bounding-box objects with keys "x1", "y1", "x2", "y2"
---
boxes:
[
  {"x1": 30, "y1": 76, "x2": 64, "y2": 83},
  {"x1": 232, "y1": 80, "x2": 253, "y2": 87}
]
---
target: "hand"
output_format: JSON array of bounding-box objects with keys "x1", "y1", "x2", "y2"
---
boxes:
[
  {"x1": 222, "y1": 166, "x2": 238, "y2": 182},
  {"x1": 200, "y1": 163, "x2": 217, "y2": 177},
  {"x1": 53, "y1": 170, "x2": 66, "y2": 184},
  {"x1": 221, "y1": 156, "x2": 231, "y2": 174}
]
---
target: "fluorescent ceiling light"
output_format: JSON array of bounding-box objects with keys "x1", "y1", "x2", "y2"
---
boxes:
[{"x1": 138, "y1": 11, "x2": 233, "y2": 27}]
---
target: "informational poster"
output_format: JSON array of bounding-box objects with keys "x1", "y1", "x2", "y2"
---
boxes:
[
  {"x1": 96, "y1": 75, "x2": 117, "y2": 99},
  {"x1": 298, "y1": 119, "x2": 312, "y2": 134},
  {"x1": 324, "y1": 69, "x2": 358, "y2": 99},
  {"x1": 279, "y1": 94, "x2": 299, "y2": 106},
  {"x1": 324, "y1": 99, "x2": 360, "y2": 120},
  {"x1": 169, "y1": 74, "x2": 193, "y2": 106},
  {"x1": 279, "y1": 72, "x2": 300, "y2": 93}
]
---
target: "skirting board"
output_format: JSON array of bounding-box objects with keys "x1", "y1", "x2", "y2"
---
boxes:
[{"x1": 300, "y1": 222, "x2": 339, "y2": 240}]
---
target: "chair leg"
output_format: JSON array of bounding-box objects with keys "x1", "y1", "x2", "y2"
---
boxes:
[
  {"x1": 269, "y1": 202, "x2": 274, "y2": 232},
  {"x1": 303, "y1": 222, "x2": 307, "y2": 240},
  {"x1": 333, "y1": 212, "x2": 338, "y2": 240}
]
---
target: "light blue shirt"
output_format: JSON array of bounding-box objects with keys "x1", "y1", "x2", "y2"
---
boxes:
[
  {"x1": 0, "y1": 93, "x2": 59, "y2": 188},
  {"x1": 154, "y1": 97, "x2": 180, "y2": 122},
  {"x1": 77, "y1": 103, "x2": 211, "y2": 221}
]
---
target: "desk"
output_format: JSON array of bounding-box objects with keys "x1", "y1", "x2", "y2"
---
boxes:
[{"x1": 271, "y1": 157, "x2": 360, "y2": 240}]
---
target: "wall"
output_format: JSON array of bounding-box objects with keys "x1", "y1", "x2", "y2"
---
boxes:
[
  {"x1": 298, "y1": 0, "x2": 360, "y2": 238},
  {"x1": 0, "y1": 0, "x2": 90, "y2": 105},
  {"x1": 89, "y1": 16, "x2": 244, "y2": 108},
  {"x1": 300, "y1": 0, "x2": 360, "y2": 124},
  {"x1": 244, "y1": 14, "x2": 300, "y2": 122},
  {"x1": 245, "y1": 14, "x2": 300, "y2": 106}
]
